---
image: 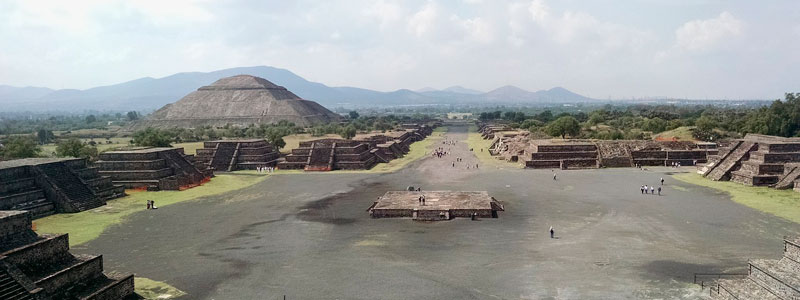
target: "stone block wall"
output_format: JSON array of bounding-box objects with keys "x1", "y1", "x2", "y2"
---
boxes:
[{"x1": 0, "y1": 211, "x2": 137, "y2": 299}]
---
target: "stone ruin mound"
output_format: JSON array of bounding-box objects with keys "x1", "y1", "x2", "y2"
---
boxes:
[
  {"x1": 0, "y1": 210, "x2": 138, "y2": 299},
  {"x1": 196, "y1": 139, "x2": 280, "y2": 172},
  {"x1": 0, "y1": 158, "x2": 125, "y2": 219},
  {"x1": 700, "y1": 134, "x2": 800, "y2": 192},
  {"x1": 278, "y1": 124, "x2": 435, "y2": 171},
  {"x1": 140, "y1": 75, "x2": 342, "y2": 128},
  {"x1": 484, "y1": 125, "x2": 717, "y2": 170},
  {"x1": 95, "y1": 147, "x2": 212, "y2": 191}
]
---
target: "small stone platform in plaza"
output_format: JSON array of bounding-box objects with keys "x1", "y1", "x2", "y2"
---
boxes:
[{"x1": 367, "y1": 191, "x2": 504, "y2": 221}]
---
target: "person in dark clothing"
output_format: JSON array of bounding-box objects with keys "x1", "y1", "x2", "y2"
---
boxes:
[{"x1": 549, "y1": 226, "x2": 554, "y2": 238}]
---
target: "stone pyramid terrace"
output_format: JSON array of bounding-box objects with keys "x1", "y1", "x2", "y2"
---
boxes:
[
  {"x1": 700, "y1": 134, "x2": 800, "y2": 191},
  {"x1": 195, "y1": 139, "x2": 280, "y2": 172},
  {"x1": 367, "y1": 191, "x2": 504, "y2": 221},
  {"x1": 0, "y1": 158, "x2": 125, "y2": 219},
  {"x1": 0, "y1": 210, "x2": 137, "y2": 299},
  {"x1": 95, "y1": 147, "x2": 212, "y2": 191},
  {"x1": 278, "y1": 139, "x2": 379, "y2": 171}
]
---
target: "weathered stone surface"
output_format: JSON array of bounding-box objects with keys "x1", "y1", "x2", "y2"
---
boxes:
[
  {"x1": 0, "y1": 158, "x2": 124, "y2": 218},
  {"x1": 140, "y1": 75, "x2": 342, "y2": 128},
  {"x1": 96, "y1": 147, "x2": 212, "y2": 190},
  {"x1": 0, "y1": 210, "x2": 137, "y2": 299},
  {"x1": 368, "y1": 191, "x2": 504, "y2": 221},
  {"x1": 196, "y1": 139, "x2": 279, "y2": 171}
]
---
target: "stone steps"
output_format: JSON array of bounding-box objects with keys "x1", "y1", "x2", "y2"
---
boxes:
[
  {"x1": 706, "y1": 141, "x2": 756, "y2": 181},
  {"x1": 775, "y1": 165, "x2": 800, "y2": 190},
  {"x1": 748, "y1": 258, "x2": 800, "y2": 299},
  {"x1": 714, "y1": 278, "x2": 780, "y2": 300},
  {"x1": 0, "y1": 268, "x2": 33, "y2": 300}
]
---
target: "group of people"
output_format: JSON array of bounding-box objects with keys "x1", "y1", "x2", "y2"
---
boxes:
[
  {"x1": 418, "y1": 194, "x2": 427, "y2": 205},
  {"x1": 669, "y1": 161, "x2": 682, "y2": 168},
  {"x1": 641, "y1": 177, "x2": 666, "y2": 195},
  {"x1": 257, "y1": 166, "x2": 275, "y2": 173},
  {"x1": 146, "y1": 200, "x2": 157, "y2": 210},
  {"x1": 432, "y1": 147, "x2": 450, "y2": 158}
]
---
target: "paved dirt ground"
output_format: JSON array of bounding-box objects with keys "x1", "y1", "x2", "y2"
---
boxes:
[{"x1": 75, "y1": 125, "x2": 800, "y2": 299}]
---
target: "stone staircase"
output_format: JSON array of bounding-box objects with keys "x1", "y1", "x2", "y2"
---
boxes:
[
  {"x1": 0, "y1": 264, "x2": 35, "y2": 300},
  {"x1": 210, "y1": 143, "x2": 237, "y2": 172},
  {"x1": 705, "y1": 237, "x2": 800, "y2": 299},
  {"x1": 305, "y1": 143, "x2": 334, "y2": 171},
  {"x1": 36, "y1": 163, "x2": 104, "y2": 212},
  {"x1": 705, "y1": 141, "x2": 757, "y2": 181},
  {"x1": 775, "y1": 165, "x2": 800, "y2": 190}
]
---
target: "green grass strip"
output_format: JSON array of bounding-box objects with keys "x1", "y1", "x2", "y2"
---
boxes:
[
  {"x1": 673, "y1": 172, "x2": 800, "y2": 224},
  {"x1": 34, "y1": 173, "x2": 269, "y2": 246},
  {"x1": 135, "y1": 277, "x2": 187, "y2": 299}
]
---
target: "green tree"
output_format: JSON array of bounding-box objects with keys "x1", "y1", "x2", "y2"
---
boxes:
[
  {"x1": 126, "y1": 111, "x2": 140, "y2": 121},
  {"x1": 85, "y1": 115, "x2": 97, "y2": 123},
  {"x1": 340, "y1": 125, "x2": 357, "y2": 139},
  {"x1": 348, "y1": 111, "x2": 360, "y2": 119},
  {"x1": 36, "y1": 129, "x2": 54, "y2": 144},
  {"x1": 1, "y1": 136, "x2": 41, "y2": 159},
  {"x1": 545, "y1": 116, "x2": 581, "y2": 139},
  {"x1": 132, "y1": 128, "x2": 173, "y2": 147},
  {"x1": 55, "y1": 138, "x2": 85, "y2": 157}
]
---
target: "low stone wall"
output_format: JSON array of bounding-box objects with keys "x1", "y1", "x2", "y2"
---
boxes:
[
  {"x1": 85, "y1": 274, "x2": 135, "y2": 300},
  {"x1": 601, "y1": 157, "x2": 632, "y2": 168},
  {"x1": 531, "y1": 151, "x2": 597, "y2": 160},
  {"x1": 535, "y1": 144, "x2": 597, "y2": 152},
  {"x1": 764, "y1": 143, "x2": 800, "y2": 153},
  {"x1": 96, "y1": 160, "x2": 166, "y2": 171},
  {"x1": 525, "y1": 160, "x2": 561, "y2": 169},
  {"x1": 0, "y1": 212, "x2": 31, "y2": 241},
  {"x1": 36, "y1": 255, "x2": 104, "y2": 295},
  {"x1": 4, "y1": 234, "x2": 71, "y2": 274}
]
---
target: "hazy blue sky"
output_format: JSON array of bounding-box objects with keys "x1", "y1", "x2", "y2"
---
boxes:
[{"x1": 1, "y1": 0, "x2": 798, "y2": 99}]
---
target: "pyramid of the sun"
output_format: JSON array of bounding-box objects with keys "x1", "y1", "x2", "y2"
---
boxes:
[{"x1": 144, "y1": 75, "x2": 342, "y2": 128}]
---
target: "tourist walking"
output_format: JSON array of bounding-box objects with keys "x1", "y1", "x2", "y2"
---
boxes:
[
  {"x1": 549, "y1": 226, "x2": 554, "y2": 238},
  {"x1": 641, "y1": 185, "x2": 645, "y2": 194},
  {"x1": 644, "y1": 185, "x2": 648, "y2": 194},
  {"x1": 650, "y1": 186, "x2": 655, "y2": 194},
  {"x1": 553, "y1": 173, "x2": 557, "y2": 180},
  {"x1": 657, "y1": 186, "x2": 662, "y2": 196},
  {"x1": 660, "y1": 177, "x2": 664, "y2": 185}
]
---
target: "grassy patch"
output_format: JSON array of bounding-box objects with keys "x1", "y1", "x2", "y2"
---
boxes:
[
  {"x1": 134, "y1": 277, "x2": 187, "y2": 299},
  {"x1": 673, "y1": 173, "x2": 800, "y2": 224},
  {"x1": 282, "y1": 133, "x2": 342, "y2": 154},
  {"x1": 654, "y1": 126, "x2": 696, "y2": 141},
  {"x1": 34, "y1": 172, "x2": 269, "y2": 246},
  {"x1": 368, "y1": 127, "x2": 447, "y2": 173},
  {"x1": 173, "y1": 142, "x2": 204, "y2": 155},
  {"x1": 465, "y1": 125, "x2": 515, "y2": 168}
]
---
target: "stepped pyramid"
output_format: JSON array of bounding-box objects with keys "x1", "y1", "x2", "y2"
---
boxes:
[{"x1": 142, "y1": 75, "x2": 342, "y2": 128}]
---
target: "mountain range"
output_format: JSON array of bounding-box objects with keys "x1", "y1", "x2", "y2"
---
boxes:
[{"x1": 0, "y1": 66, "x2": 595, "y2": 112}]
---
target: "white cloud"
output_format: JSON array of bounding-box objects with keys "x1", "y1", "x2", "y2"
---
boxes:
[{"x1": 675, "y1": 11, "x2": 743, "y2": 51}]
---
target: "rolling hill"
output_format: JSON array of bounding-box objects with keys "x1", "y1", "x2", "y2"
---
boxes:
[{"x1": 0, "y1": 66, "x2": 595, "y2": 112}]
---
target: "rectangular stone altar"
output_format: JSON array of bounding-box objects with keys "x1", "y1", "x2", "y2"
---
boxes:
[{"x1": 368, "y1": 191, "x2": 504, "y2": 221}]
